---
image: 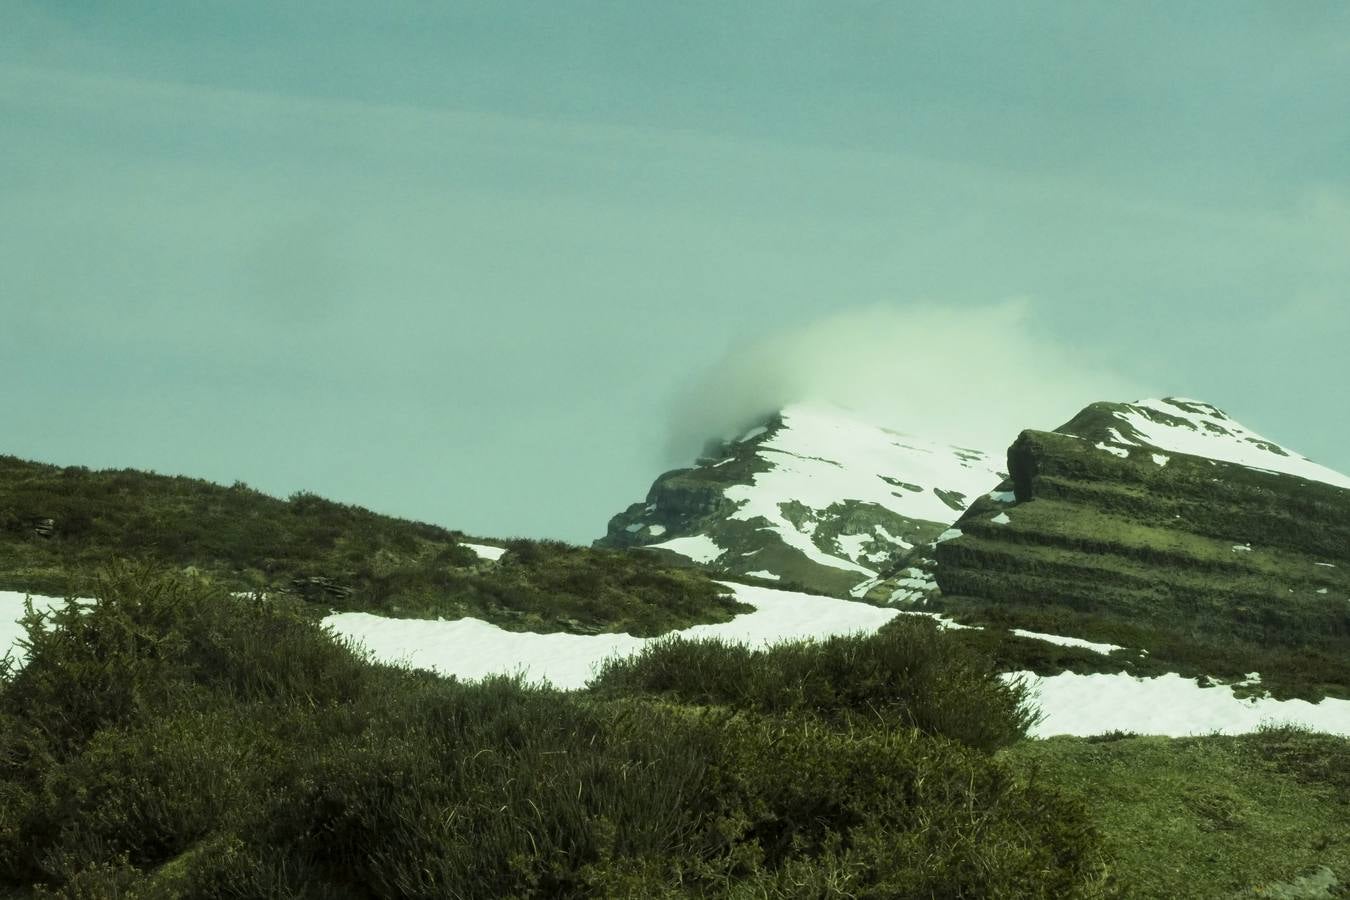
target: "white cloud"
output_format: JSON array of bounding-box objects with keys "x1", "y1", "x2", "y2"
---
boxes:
[{"x1": 668, "y1": 300, "x2": 1149, "y2": 459}]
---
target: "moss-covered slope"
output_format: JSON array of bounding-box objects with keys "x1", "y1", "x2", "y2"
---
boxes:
[
  {"x1": 0, "y1": 455, "x2": 745, "y2": 636},
  {"x1": 924, "y1": 412, "x2": 1350, "y2": 700}
]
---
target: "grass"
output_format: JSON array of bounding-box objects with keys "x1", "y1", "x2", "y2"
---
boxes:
[
  {"x1": 0, "y1": 454, "x2": 748, "y2": 635},
  {"x1": 1003, "y1": 727, "x2": 1350, "y2": 898},
  {"x1": 0, "y1": 568, "x2": 1108, "y2": 898}
]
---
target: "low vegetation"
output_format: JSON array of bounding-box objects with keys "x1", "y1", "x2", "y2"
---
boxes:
[
  {"x1": 589, "y1": 616, "x2": 1038, "y2": 753},
  {"x1": 1003, "y1": 728, "x2": 1350, "y2": 898},
  {"x1": 0, "y1": 568, "x2": 1108, "y2": 898},
  {"x1": 0, "y1": 455, "x2": 747, "y2": 635},
  {"x1": 3, "y1": 452, "x2": 1347, "y2": 896}
]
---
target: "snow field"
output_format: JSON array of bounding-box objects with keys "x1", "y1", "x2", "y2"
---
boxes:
[
  {"x1": 1110, "y1": 399, "x2": 1350, "y2": 489},
  {"x1": 722, "y1": 404, "x2": 1006, "y2": 576},
  {"x1": 463, "y1": 543, "x2": 507, "y2": 561},
  {"x1": 649, "y1": 533, "x2": 726, "y2": 564},
  {"x1": 4, "y1": 586, "x2": 1348, "y2": 738},
  {"x1": 1012, "y1": 670, "x2": 1350, "y2": 738},
  {"x1": 324, "y1": 582, "x2": 897, "y2": 690}
]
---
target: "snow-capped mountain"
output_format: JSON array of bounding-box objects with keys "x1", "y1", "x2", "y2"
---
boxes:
[
  {"x1": 597, "y1": 403, "x2": 1007, "y2": 597},
  {"x1": 1054, "y1": 397, "x2": 1350, "y2": 489}
]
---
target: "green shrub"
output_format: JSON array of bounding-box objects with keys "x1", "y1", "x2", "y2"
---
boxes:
[{"x1": 589, "y1": 615, "x2": 1039, "y2": 752}]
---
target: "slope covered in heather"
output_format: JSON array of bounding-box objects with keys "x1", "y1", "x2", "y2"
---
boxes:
[
  {"x1": 916, "y1": 398, "x2": 1350, "y2": 701},
  {"x1": 0, "y1": 455, "x2": 745, "y2": 636},
  {"x1": 597, "y1": 403, "x2": 1007, "y2": 598}
]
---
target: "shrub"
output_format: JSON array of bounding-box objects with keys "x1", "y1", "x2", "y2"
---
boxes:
[{"x1": 589, "y1": 615, "x2": 1040, "y2": 752}]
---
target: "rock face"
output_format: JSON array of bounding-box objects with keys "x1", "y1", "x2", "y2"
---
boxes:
[
  {"x1": 597, "y1": 403, "x2": 1008, "y2": 598},
  {"x1": 923, "y1": 398, "x2": 1350, "y2": 700}
]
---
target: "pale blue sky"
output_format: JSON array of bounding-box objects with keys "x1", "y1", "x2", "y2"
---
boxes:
[{"x1": 3, "y1": 2, "x2": 1348, "y2": 540}]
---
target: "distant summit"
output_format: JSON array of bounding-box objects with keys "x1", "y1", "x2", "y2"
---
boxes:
[
  {"x1": 597, "y1": 403, "x2": 1006, "y2": 597},
  {"x1": 1054, "y1": 397, "x2": 1350, "y2": 489}
]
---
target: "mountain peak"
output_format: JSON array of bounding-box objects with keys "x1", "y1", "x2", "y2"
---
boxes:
[
  {"x1": 598, "y1": 401, "x2": 1008, "y2": 595},
  {"x1": 1056, "y1": 397, "x2": 1350, "y2": 490}
]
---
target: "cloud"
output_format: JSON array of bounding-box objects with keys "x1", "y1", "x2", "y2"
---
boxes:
[{"x1": 668, "y1": 300, "x2": 1150, "y2": 461}]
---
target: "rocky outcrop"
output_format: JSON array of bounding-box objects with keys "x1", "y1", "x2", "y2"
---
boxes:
[
  {"x1": 924, "y1": 414, "x2": 1350, "y2": 700},
  {"x1": 289, "y1": 575, "x2": 356, "y2": 604}
]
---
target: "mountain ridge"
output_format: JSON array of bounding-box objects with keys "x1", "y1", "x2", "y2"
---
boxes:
[{"x1": 597, "y1": 402, "x2": 1008, "y2": 597}]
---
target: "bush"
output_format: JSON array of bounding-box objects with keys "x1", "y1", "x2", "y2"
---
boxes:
[{"x1": 589, "y1": 615, "x2": 1040, "y2": 752}]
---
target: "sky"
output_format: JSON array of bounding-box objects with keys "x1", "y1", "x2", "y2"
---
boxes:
[{"x1": 2, "y1": 1, "x2": 1348, "y2": 542}]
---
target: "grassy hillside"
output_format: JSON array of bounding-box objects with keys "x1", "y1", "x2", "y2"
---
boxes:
[
  {"x1": 0, "y1": 569, "x2": 1107, "y2": 899},
  {"x1": 0, "y1": 455, "x2": 747, "y2": 636},
  {"x1": 925, "y1": 430, "x2": 1350, "y2": 700},
  {"x1": 1003, "y1": 728, "x2": 1350, "y2": 898},
  {"x1": 4, "y1": 569, "x2": 1345, "y2": 897}
]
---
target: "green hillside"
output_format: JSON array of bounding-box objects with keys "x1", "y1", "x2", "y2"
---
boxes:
[
  {"x1": 0, "y1": 455, "x2": 746, "y2": 636},
  {"x1": 922, "y1": 429, "x2": 1350, "y2": 700},
  {"x1": 3, "y1": 570, "x2": 1345, "y2": 898},
  {"x1": 0, "y1": 570, "x2": 1107, "y2": 899}
]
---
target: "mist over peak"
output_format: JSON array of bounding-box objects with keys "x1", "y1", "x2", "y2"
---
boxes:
[{"x1": 667, "y1": 301, "x2": 1149, "y2": 464}]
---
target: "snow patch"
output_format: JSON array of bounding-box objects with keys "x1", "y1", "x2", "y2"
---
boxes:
[
  {"x1": 650, "y1": 534, "x2": 725, "y2": 565},
  {"x1": 1095, "y1": 442, "x2": 1130, "y2": 459},
  {"x1": 988, "y1": 490, "x2": 1016, "y2": 503},
  {"x1": 1, "y1": 592, "x2": 71, "y2": 669},
  {"x1": 990, "y1": 512, "x2": 1011, "y2": 525},
  {"x1": 745, "y1": 570, "x2": 780, "y2": 581},
  {"x1": 463, "y1": 543, "x2": 507, "y2": 561},
  {"x1": 1106, "y1": 398, "x2": 1350, "y2": 490},
  {"x1": 935, "y1": 528, "x2": 963, "y2": 544},
  {"x1": 326, "y1": 583, "x2": 899, "y2": 690},
  {"x1": 1010, "y1": 629, "x2": 1123, "y2": 655},
  {"x1": 1231, "y1": 544, "x2": 1252, "y2": 553},
  {"x1": 872, "y1": 524, "x2": 912, "y2": 551},
  {"x1": 848, "y1": 576, "x2": 883, "y2": 599},
  {"x1": 647, "y1": 524, "x2": 667, "y2": 537},
  {"x1": 1152, "y1": 453, "x2": 1170, "y2": 467},
  {"x1": 721, "y1": 404, "x2": 1003, "y2": 576},
  {"x1": 1012, "y1": 670, "x2": 1350, "y2": 738},
  {"x1": 835, "y1": 533, "x2": 872, "y2": 562},
  {"x1": 894, "y1": 610, "x2": 978, "y2": 631}
]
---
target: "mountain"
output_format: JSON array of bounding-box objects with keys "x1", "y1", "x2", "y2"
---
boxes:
[
  {"x1": 597, "y1": 403, "x2": 1007, "y2": 598},
  {"x1": 601, "y1": 396, "x2": 1350, "y2": 702},
  {"x1": 924, "y1": 396, "x2": 1350, "y2": 700},
  {"x1": 4, "y1": 415, "x2": 1349, "y2": 896}
]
